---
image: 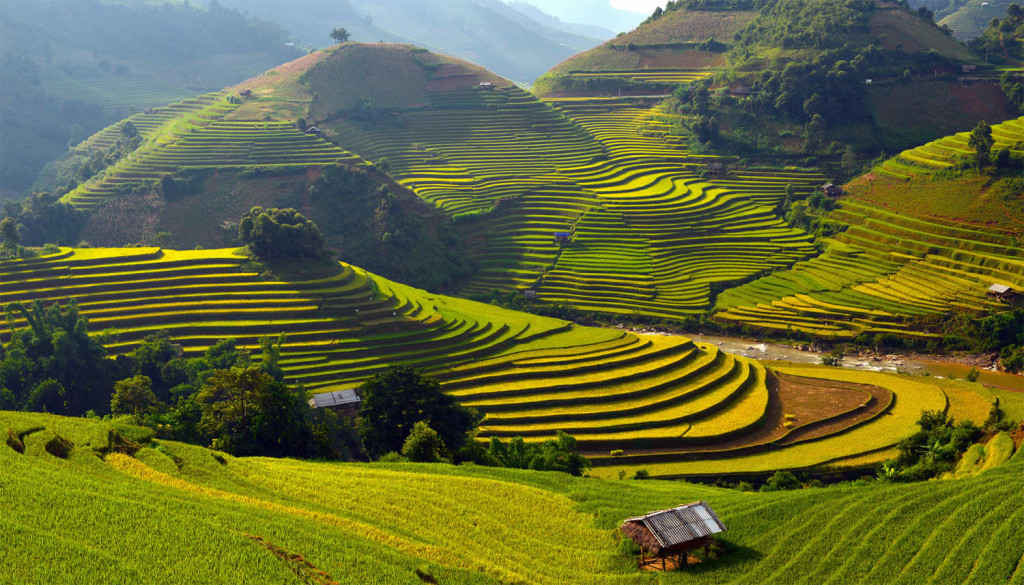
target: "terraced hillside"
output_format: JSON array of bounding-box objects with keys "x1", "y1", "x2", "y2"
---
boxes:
[
  {"x1": 880, "y1": 116, "x2": 1024, "y2": 178},
  {"x1": 714, "y1": 115, "x2": 1024, "y2": 339},
  {"x1": 61, "y1": 92, "x2": 360, "y2": 210},
  {"x1": 310, "y1": 46, "x2": 824, "y2": 317},
  {"x1": 4, "y1": 410, "x2": 1024, "y2": 584},
  {"x1": 4, "y1": 247, "x2": 1001, "y2": 474},
  {"x1": 59, "y1": 43, "x2": 824, "y2": 319}
]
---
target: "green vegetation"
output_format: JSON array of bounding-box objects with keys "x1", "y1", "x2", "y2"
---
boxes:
[
  {"x1": 238, "y1": 207, "x2": 327, "y2": 262},
  {"x1": 1, "y1": 247, "x2": 1009, "y2": 476},
  {"x1": 0, "y1": 0, "x2": 301, "y2": 198},
  {"x1": 5, "y1": 409, "x2": 1024, "y2": 583},
  {"x1": 356, "y1": 366, "x2": 479, "y2": 458}
]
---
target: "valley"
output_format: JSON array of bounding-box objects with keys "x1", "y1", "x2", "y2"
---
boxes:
[{"x1": 2, "y1": 0, "x2": 1024, "y2": 582}]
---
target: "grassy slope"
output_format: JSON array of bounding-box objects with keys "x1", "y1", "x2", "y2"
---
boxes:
[{"x1": 3, "y1": 410, "x2": 1024, "y2": 584}]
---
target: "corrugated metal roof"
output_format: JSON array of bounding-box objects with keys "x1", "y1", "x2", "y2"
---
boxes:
[
  {"x1": 309, "y1": 389, "x2": 361, "y2": 409},
  {"x1": 625, "y1": 502, "x2": 725, "y2": 548},
  {"x1": 989, "y1": 284, "x2": 1012, "y2": 293}
]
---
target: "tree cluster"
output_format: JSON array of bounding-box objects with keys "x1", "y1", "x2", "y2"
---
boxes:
[
  {"x1": 238, "y1": 207, "x2": 327, "y2": 262},
  {"x1": 882, "y1": 410, "x2": 984, "y2": 481}
]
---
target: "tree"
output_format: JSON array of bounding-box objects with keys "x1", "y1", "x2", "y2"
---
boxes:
[
  {"x1": 0, "y1": 217, "x2": 19, "y2": 257},
  {"x1": 110, "y1": 375, "x2": 160, "y2": 416},
  {"x1": 356, "y1": 366, "x2": 480, "y2": 458},
  {"x1": 841, "y1": 145, "x2": 859, "y2": 178},
  {"x1": 401, "y1": 421, "x2": 442, "y2": 462},
  {"x1": 195, "y1": 364, "x2": 312, "y2": 457},
  {"x1": 329, "y1": 27, "x2": 351, "y2": 44},
  {"x1": 968, "y1": 121, "x2": 995, "y2": 168},
  {"x1": 238, "y1": 207, "x2": 326, "y2": 262}
]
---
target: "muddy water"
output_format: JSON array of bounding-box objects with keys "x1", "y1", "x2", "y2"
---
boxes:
[{"x1": 632, "y1": 331, "x2": 1024, "y2": 393}]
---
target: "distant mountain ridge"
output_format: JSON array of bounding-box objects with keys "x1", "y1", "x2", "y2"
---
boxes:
[{"x1": 208, "y1": 0, "x2": 608, "y2": 84}]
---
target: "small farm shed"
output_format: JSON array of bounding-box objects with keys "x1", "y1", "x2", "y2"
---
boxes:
[
  {"x1": 706, "y1": 163, "x2": 725, "y2": 178},
  {"x1": 479, "y1": 81, "x2": 495, "y2": 90},
  {"x1": 962, "y1": 65, "x2": 978, "y2": 75},
  {"x1": 728, "y1": 86, "x2": 752, "y2": 97},
  {"x1": 554, "y1": 231, "x2": 571, "y2": 244},
  {"x1": 988, "y1": 284, "x2": 1018, "y2": 302},
  {"x1": 308, "y1": 389, "x2": 361, "y2": 414},
  {"x1": 621, "y1": 501, "x2": 726, "y2": 571},
  {"x1": 523, "y1": 289, "x2": 537, "y2": 300},
  {"x1": 305, "y1": 126, "x2": 323, "y2": 136},
  {"x1": 239, "y1": 89, "x2": 254, "y2": 98},
  {"x1": 823, "y1": 183, "x2": 843, "y2": 197}
]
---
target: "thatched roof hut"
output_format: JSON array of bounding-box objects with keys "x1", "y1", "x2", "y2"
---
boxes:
[{"x1": 621, "y1": 501, "x2": 726, "y2": 558}]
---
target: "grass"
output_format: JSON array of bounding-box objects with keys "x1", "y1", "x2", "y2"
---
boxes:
[{"x1": 4, "y1": 409, "x2": 1024, "y2": 584}]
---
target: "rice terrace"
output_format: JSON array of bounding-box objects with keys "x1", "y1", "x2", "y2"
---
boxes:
[{"x1": 2, "y1": 0, "x2": 1024, "y2": 583}]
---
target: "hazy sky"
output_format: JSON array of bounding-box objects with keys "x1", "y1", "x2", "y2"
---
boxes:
[{"x1": 609, "y1": 0, "x2": 667, "y2": 13}]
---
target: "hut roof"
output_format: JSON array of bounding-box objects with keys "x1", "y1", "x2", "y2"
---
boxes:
[
  {"x1": 989, "y1": 284, "x2": 1013, "y2": 294},
  {"x1": 309, "y1": 389, "x2": 360, "y2": 409},
  {"x1": 621, "y1": 502, "x2": 725, "y2": 554}
]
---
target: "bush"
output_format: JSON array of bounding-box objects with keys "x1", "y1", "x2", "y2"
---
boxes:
[
  {"x1": 633, "y1": 469, "x2": 650, "y2": 480},
  {"x1": 238, "y1": 207, "x2": 326, "y2": 262},
  {"x1": 44, "y1": 433, "x2": 74, "y2": 458},
  {"x1": 401, "y1": 421, "x2": 442, "y2": 463},
  {"x1": 5, "y1": 429, "x2": 24, "y2": 454},
  {"x1": 760, "y1": 470, "x2": 801, "y2": 491}
]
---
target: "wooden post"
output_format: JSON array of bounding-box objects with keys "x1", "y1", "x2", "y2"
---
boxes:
[
  {"x1": 662, "y1": 556, "x2": 666, "y2": 571},
  {"x1": 640, "y1": 546, "x2": 645, "y2": 567}
]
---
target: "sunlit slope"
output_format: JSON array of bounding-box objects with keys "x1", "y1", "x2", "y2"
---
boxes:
[
  {"x1": 714, "y1": 121, "x2": 1024, "y2": 338},
  {"x1": 4, "y1": 410, "x2": 1024, "y2": 585},
  {"x1": 313, "y1": 47, "x2": 823, "y2": 317},
  {"x1": 3, "y1": 248, "x2": 1000, "y2": 473},
  {"x1": 60, "y1": 43, "x2": 824, "y2": 318}
]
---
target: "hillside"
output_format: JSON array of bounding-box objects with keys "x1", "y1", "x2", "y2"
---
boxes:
[
  {"x1": 535, "y1": 0, "x2": 1006, "y2": 158},
  {"x1": 0, "y1": 0, "x2": 303, "y2": 201},
  {"x1": 4, "y1": 409, "x2": 1024, "y2": 583},
  {"x1": 3, "y1": 247, "x2": 1017, "y2": 476},
  {"x1": 713, "y1": 117, "x2": 1024, "y2": 340}
]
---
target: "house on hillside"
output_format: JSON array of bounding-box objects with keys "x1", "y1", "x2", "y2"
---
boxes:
[
  {"x1": 308, "y1": 389, "x2": 361, "y2": 415},
  {"x1": 305, "y1": 126, "x2": 323, "y2": 136},
  {"x1": 728, "y1": 86, "x2": 752, "y2": 97},
  {"x1": 239, "y1": 89, "x2": 254, "y2": 98},
  {"x1": 823, "y1": 183, "x2": 843, "y2": 198},
  {"x1": 962, "y1": 65, "x2": 978, "y2": 75},
  {"x1": 706, "y1": 163, "x2": 725, "y2": 178},
  {"x1": 479, "y1": 81, "x2": 495, "y2": 90},
  {"x1": 523, "y1": 289, "x2": 537, "y2": 301},
  {"x1": 554, "y1": 231, "x2": 571, "y2": 244},
  {"x1": 988, "y1": 284, "x2": 1018, "y2": 302},
  {"x1": 620, "y1": 502, "x2": 726, "y2": 571}
]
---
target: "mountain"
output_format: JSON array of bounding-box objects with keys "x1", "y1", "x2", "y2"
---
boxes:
[
  {"x1": 508, "y1": 0, "x2": 648, "y2": 33},
  {"x1": 535, "y1": 0, "x2": 1007, "y2": 158},
  {"x1": 208, "y1": 0, "x2": 607, "y2": 84},
  {"x1": 0, "y1": 0, "x2": 302, "y2": 202},
  {"x1": 504, "y1": 1, "x2": 618, "y2": 39}
]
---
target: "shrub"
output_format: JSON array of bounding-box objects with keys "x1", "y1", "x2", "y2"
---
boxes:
[
  {"x1": 401, "y1": 421, "x2": 442, "y2": 463},
  {"x1": 5, "y1": 429, "x2": 24, "y2": 454},
  {"x1": 760, "y1": 470, "x2": 801, "y2": 491},
  {"x1": 44, "y1": 433, "x2": 74, "y2": 458},
  {"x1": 633, "y1": 469, "x2": 650, "y2": 480},
  {"x1": 610, "y1": 449, "x2": 625, "y2": 456}
]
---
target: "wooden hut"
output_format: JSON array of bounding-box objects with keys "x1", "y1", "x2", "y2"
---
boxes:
[
  {"x1": 305, "y1": 126, "x2": 323, "y2": 136},
  {"x1": 239, "y1": 89, "x2": 254, "y2": 98},
  {"x1": 523, "y1": 289, "x2": 537, "y2": 300},
  {"x1": 706, "y1": 163, "x2": 725, "y2": 178},
  {"x1": 988, "y1": 284, "x2": 1018, "y2": 302},
  {"x1": 620, "y1": 502, "x2": 726, "y2": 571},
  {"x1": 554, "y1": 231, "x2": 571, "y2": 244},
  {"x1": 479, "y1": 81, "x2": 495, "y2": 90},
  {"x1": 822, "y1": 183, "x2": 843, "y2": 198},
  {"x1": 962, "y1": 64, "x2": 978, "y2": 75},
  {"x1": 308, "y1": 389, "x2": 361, "y2": 415}
]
